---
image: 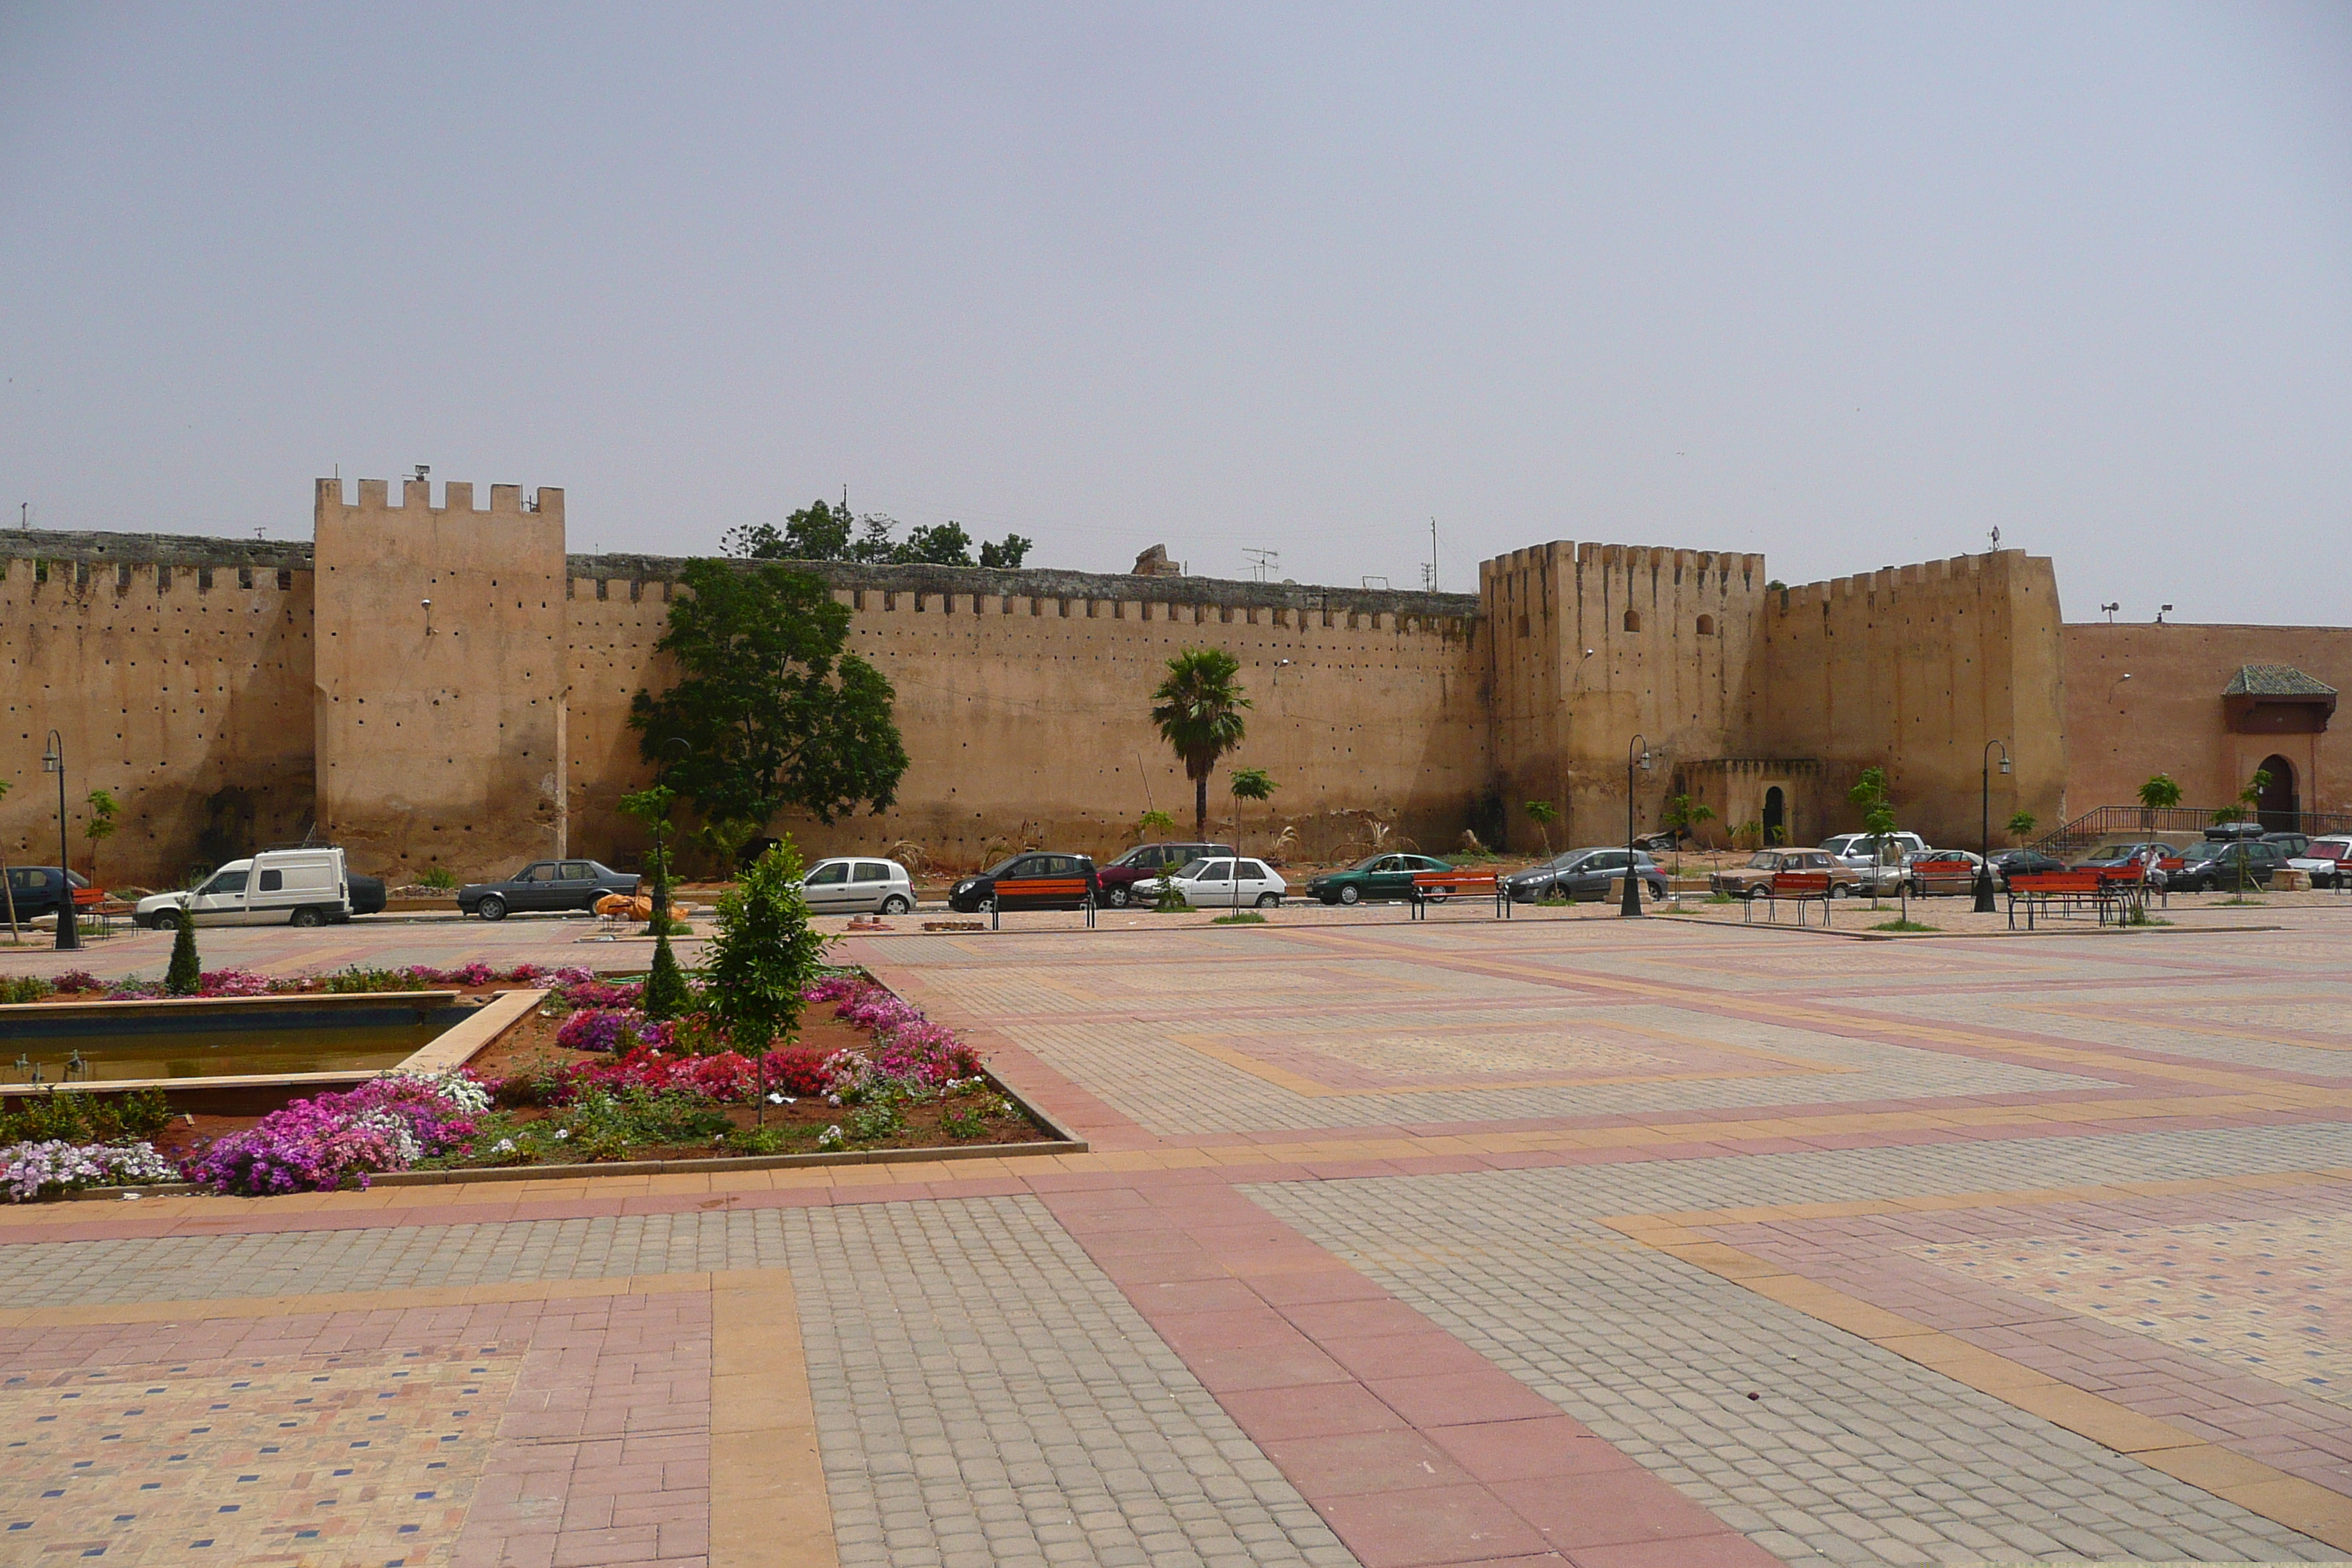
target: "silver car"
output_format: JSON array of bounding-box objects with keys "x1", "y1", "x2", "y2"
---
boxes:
[{"x1": 799, "y1": 856, "x2": 916, "y2": 914}]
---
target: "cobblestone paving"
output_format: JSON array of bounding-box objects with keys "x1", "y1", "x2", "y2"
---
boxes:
[
  {"x1": 1252, "y1": 1169, "x2": 2343, "y2": 1567},
  {"x1": 780, "y1": 1196, "x2": 1358, "y2": 1568}
]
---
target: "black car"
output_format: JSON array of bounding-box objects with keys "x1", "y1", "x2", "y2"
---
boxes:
[
  {"x1": 1988, "y1": 849, "x2": 2065, "y2": 887},
  {"x1": 1096, "y1": 843, "x2": 1235, "y2": 908},
  {"x1": 2264, "y1": 831, "x2": 2312, "y2": 859},
  {"x1": 0, "y1": 867, "x2": 90, "y2": 924},
  {"x1": 2166, "y1": 839, "x2": 2285, "y2": 893},
  {"x1": 1504, "y1": 847, "x2": 1667, "y2": 903},
  {"x1": 948, "y1": 853, "x2": 1100, "y2": 913},
  {"x1": 459, "y1": 859, "x2": 639, "y2": 920},
  {"x1": 348, "y1": 874, "x2": 387, "y2": 916}
]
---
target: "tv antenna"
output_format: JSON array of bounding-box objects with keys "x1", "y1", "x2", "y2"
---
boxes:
[
  {"x1": 1243, "y1": 549, "x2": 1280, "y2": 583},
  {"x1": 1424, "y1": 517, "x2": 1439, "y2": 592}
]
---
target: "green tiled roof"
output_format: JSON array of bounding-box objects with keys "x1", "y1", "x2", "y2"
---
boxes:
[{"x1": 2223, "y1": 664, "x2": 2337, "y2": 698}]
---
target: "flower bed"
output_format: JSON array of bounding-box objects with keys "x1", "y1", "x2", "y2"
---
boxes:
[
  {"x1": 1, "y1": 962, "x2": 597, "y2": 1006},
  {"x1": 1, "y1": 970, "x2": 1052, "y2": 1199}
]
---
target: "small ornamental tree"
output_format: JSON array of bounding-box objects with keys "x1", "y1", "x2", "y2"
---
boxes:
[
  {"x1": 2006, "y1": 810, "x2": 2038, "y2": 845},
  {"x1": 1134, "y1": 809, "x2": 1175, "y2": 842},
  {"x1": 2138, "y1": 772, "x2": 2182, "y2": 826},
  {"x1": 1659, "y1": 794, "x2": 1716, "y2": 880},
  {"x1": 83, "y1": 788, "x2": 119, "y2": 884},
  {"x1": 1229, "y1": 767, "x2": 1275, "y2": 851},
  {"x1": 165, "y1": 908, "x2": 201, "y2": 996},
  {"x1": 1523, "y1": 800, "x2": 1559, "y2": 856},
  {"x1": 1847, "y1": 766, "x2": 1899, "y2": 910},
  {"x1": 620, "y1": 784, "x2": 691, "y2": 1020},
  {"x1": 701, "y1": 840, "x2": 829, "y2": 1052}
]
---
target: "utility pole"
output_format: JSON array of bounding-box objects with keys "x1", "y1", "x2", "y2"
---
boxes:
[{"x1": 1431, "y1": 518, "x2": 1439, "y2": 592}]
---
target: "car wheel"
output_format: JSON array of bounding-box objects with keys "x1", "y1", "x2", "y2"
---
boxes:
[
  {"x1": 1251, "y1": 892, "x2": 1277, "y2": 908},
  {"x1": 478, "y1": 894, "x2": 508, "y2": 921},
  {"x1": 1338, "y1": 885, "x2": 1362, "y2": 905},
  {"x1": 1827, "y1": 883, "x2": 1847, "y2": 898},
  {"x1": 1645, "y1": 881, "x2": 1664, "y2": 902},
  {"x1": 881, "y1": 894, "x2": 911, "y2": 915},
  {"x1": 1105, "y1": 885, "x2": 1131, "y2": 908},
  {"x1": 290, "y1": 907, "x2": 326, "y2": 929}
]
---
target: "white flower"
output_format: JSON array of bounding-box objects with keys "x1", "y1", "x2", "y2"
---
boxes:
[
  {"x1": 495, "y1": 1139, "x2": 516, "y2": 1154},
  {"x1": 826, "y1": 1093, "x2": 842, "y2": 1107},
  {"x1": 553, "y1": 1127, "x2": 570, "y2": 1140},
  {"x1": 816, "y1": 1124, "x2": 845, "y2": 1150}
]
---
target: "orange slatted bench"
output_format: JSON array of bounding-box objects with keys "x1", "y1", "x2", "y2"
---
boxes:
[
  {"x1": 1746, "y1": 870, "x2": 1834, "y2": 927},
  {"x1": 1410, "y1": 869, "x2": 1509, "y2": 920}
]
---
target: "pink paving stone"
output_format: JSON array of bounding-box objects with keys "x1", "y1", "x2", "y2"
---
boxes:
[
  {"x1": 1424, "y1": 1420, "x2": 1641, "y2": 1485},
  {"x1": 1215, "y1": 1382, "x2": 1414, "y2": 1441},
  {"x1": 1260, "y1": 1428, "x2": 1479, "y2": 1496},
  {"x1": 1494, "y1": 1469, "x2": 1739, "y2": 1548}
]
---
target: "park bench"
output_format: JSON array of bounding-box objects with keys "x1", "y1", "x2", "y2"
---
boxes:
[
  {"x1": 1744, "y1": 870, "x2": 1834, "y2": 927},
  {"x1": 1907, "y1": 856, "x2": 1979, "y2": 898},
  {"x1": 2005, "y1": 869, "x2": 2141, "y2": 929},
  {"x1": 1409, "y1": 869, "x2": 1510, "y2": 920},
  {"x1": 988, "y1": 876, "x2": 1097, "y2": 930}
]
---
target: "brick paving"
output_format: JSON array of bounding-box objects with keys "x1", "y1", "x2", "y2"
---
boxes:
[{"x1": 7, "y1": 914, "x2": 2352, "y2": 1564}]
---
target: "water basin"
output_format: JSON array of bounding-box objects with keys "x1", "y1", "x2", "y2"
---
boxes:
[{"x1": 0, "y1": 992, "x2": 472, "y2": 1085}]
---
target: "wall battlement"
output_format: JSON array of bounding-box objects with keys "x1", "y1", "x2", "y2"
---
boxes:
[{"x1": 320, "y1": 477, "x2": 564, "y2": 523}]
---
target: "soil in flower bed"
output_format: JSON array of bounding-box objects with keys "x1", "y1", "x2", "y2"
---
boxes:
[{"x1": 143, "y1": 998, "x2": 1054, "y2": 1166}]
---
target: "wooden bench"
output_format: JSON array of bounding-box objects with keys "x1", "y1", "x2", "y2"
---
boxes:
[
  {"x1": 1744, "y1": 870, "x2": 1834, "y2": 926},
  {"x1": 1908, "y1": 857, "x2": 1980, "y2": 898},
  {"x1": 989, "y1": 876, "x2": 1097, "y2": 930},
  {"x1": 1410, "y1": 870, "x2": 1509, "y2": 920},
  {"x1": 2005, "y1": 869, "x2": 2138, "y2": 929}
]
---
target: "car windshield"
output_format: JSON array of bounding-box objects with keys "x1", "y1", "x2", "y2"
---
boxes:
[
  {"x1": 2084, "y1": 845, "x2": 2139, "y2": 859},
  {"x1": 981, "y1": 855, "x2": 1028, "y2": 878},
  {"x1": 1344, "y1": 855, "x2": 1387, "y2": 872},
  {"x1": 2311, "y1": 841, "x2": 2352, "y2": 859},
  {"x1": 1820, "y1": 836, "x2": 1859, "y2": 855},
  {"x1": 1112, "y1": 847, "x2": 1159, "y2": 867},
  {"x1": 1174, "y1": 859, "x2": 1210, "y2": 878},
  {"x1": 1744, "y1": 853, "x2": 1779, "y2": 869}
]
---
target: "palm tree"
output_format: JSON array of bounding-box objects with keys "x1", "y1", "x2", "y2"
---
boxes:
[
  {"x1": 1523, "y1": 800, "x2": 1558, "y2": 856},
  {"x1": 1150, "y1": 649, "x2": 1251, "y2": 840}
]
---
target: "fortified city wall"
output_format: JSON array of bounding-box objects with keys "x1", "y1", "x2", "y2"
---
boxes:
[
  {"x1": 2063, "y1": 622, "x2": 2352, "y2": 824},
  {"x1": 1741, "y1": 550, "x2": 2068, "y2": 851},
  {"x1": 0, "y1": 532, "x2": 317, "y2": 884}
]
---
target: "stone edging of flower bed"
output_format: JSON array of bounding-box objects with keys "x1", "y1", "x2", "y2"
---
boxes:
[{"x1": 67, "y1": 1065, "x2": 1085, "y2": 1199}]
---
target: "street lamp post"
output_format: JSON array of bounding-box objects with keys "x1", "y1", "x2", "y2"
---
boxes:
[
  {"x1": 1621, "y1": 734, "x2": 1653, "y2": 917},
  {"x1": 1975, "y1": 739, "x2": 2011, "y2": 913},
  {"x1": 42, "y1": 730, "x2": 79, "y2": 951}
]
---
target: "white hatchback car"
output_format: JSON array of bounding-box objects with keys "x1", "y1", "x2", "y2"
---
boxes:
[
  {"x1": 2290, "y1": 837, "x2": 2352, "y2": 890},
  {"x1": 1147, "y1": 856, "x2": 1289, "y2": 909},
  {"x1": 799, "y1": 857, "x2": 916, "y2": 915}
]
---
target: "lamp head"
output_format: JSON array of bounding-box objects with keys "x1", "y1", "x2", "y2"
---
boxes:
[
  {"x1": 1999, "y1": 757, "x2": 2011, "y2": 776},
  {"x1": 1638, "y1": 750, "x2": 1654, "y2": 772}
]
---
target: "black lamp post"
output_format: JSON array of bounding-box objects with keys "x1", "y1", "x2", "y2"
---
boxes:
[
  {"x1": 1975, "y1": 739, "x2": 2010, "y2": 913},
  {"x1": 1621, "y1": 734, "x2": 1652, "y2": 917},
  {"x1": 42, "y1": 729, "x2": 79, "y2": 952}
]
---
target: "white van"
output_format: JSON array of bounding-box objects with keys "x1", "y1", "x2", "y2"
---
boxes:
[{"x1": 136, "y1": 848, "x2": 354, "y2": 929}]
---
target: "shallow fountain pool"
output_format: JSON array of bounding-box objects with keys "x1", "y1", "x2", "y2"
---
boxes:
[{"x1": 0, "y1": 993, "x2": 472, "y2": 1085}]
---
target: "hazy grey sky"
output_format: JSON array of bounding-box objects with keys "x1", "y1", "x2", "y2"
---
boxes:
[{"x1": 3, "y1": 4, "x2": 2348, "y2": 622}]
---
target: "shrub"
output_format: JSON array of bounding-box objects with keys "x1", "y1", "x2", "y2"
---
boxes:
[
  {"x1": 50, "y1": 970, "x2": 102, "y2": 993},
  {"x1": 3, "y1": 1141, "x2": 179, "y2": 1202},
  {"x1": 759, "y1": 1046, "x2": 837, "y2": 1097},
  {"x1": 702, "y1": 840, "x2": 829, "y2": 1051},
  {"x1": 415, "y1": 865, "x2": 458, "y2": 890},
  {"x1": 0, "y1": 1087, "x2": 171, "y2": 1146},
  {"x1": 644, "y1": 933, "x2": 692, "y2": 1022},
  {"x1": 165, "y1": 911, "x2": 200, "y2": 996},
  {"x1": 196, "y1": 968, "x2": 272, "y2": 998},
  {"x1": 0, "y1": 975, "x2": 52, "y2": 1005},
  {"x1": 183, "y1": 1073, "x2": 485, "y2": 1195},
  {"x1": 554, "y1": 1008, "x2": 673, "y2": 1055}
]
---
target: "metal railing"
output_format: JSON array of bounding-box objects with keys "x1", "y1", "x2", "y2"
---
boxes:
[{"x1": 2034, "y1": 805, "x2": 2352, "y2": 859}]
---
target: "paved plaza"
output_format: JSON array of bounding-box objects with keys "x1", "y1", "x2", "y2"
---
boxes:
[{"x1": 7, "y1": 913, "x2": 2352, "y2": 1565}]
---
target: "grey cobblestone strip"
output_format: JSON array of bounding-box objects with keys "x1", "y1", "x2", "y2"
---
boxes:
[
  {"x1": 781, "y1": 1196, "x2": 1358, "y2": 1568},
  {"x1": 1251, "y1": 1166, "x2": 2345, "y2": 1567}
]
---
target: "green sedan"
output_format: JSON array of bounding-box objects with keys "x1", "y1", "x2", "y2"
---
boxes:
[{"x1": 1308, "y1": 853, "x2": 1454, "y2": 905}]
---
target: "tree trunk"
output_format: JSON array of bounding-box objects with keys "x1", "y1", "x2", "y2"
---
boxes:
[{"x1": 1194, "y1": 774, "x2": 1209, "y2": 840}]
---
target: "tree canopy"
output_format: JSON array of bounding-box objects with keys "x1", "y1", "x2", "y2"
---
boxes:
[
  {"x1": 723, "y1": 499, "x2": 1032, "y2": 570},
  {"x1": 630, "y1": 559, "x2": 909, "y2": 830}
]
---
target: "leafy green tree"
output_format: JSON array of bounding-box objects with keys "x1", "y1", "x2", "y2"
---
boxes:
[
  {"x1": 1847, "y1": 766, "x2": 1899, "y2": 909},
  {"x1": 83, "y1": 788, "x2": 119, "y2": 883},
  {"x1": 630, "y1": 560, "x2": 909, "y2": 830},
  {"x1": 979, "y1": 535, "x2": 1034, "y2": 569},
  {"x1": 2212, "y1": 767, "x2": 2271, "y2": 826},
  {"x1": 2138, "y1": 773, "x2": 2182, "y2": 812},
  {"x1": 1134, "y1": 808, "x2": 1175, "y2": 841},
  {"x1": 723, "y1": 499, "x2": 855, "y2": 562},
  {"x1": 1523, "y1": 799, "x2": 1558, "y2": 856},
  {"x1": 701, "y1": 840, "x2": 830, "y2": 1051},
  {"x1": 2006, "y1": 810, "x2": 2038, "y2": 845},
  {"x1": 895, "y1": 522, "x2": 973, "y2": 565},
  {"x1": 619, "y1": 785, "x2": 691, "y2": 1019},
  {"x1": 1229, "y1": 767, "x2": 1276, "y2": 850},
  {"x1": 165, "y1": 908, "x2": 201, "y2": 996},
  {"x1": 1659, "y1": 793, "x2": 1715, "y2": 879},
  {"x1": 1150, "y1": 649, "x2": 1251, "y2": 840}
]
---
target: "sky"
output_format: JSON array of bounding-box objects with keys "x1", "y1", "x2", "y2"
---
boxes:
[{"x1": 1, "y1": 4, "x2": 2348, "y2": 623}]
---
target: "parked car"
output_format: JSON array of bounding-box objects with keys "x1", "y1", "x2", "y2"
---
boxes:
[
  {"x1": 800, "y1": 856, "x2": 915, "y2": 915},
  {"x1": 459, "y1": 859, "x2": 639, "y2": 920},
  {"x1": 2166, "y1": 838, "x2": 2286, "y2": 893},
  {"x1": 1145, "y1": 856, "x2": 1289, "y2": 909},
  {"x1": 2073, "y1": 842, "x2": 2179, "y2": 871},
  {"x1": 348, "y1": 873, "x2": 388, "y2": 916},
  {"x1": 1308, "y1": 853, "x2": 1455, "y2": 905},
  {"x1": 1096, "y1": 841, "x2": 1235, "y2": 908},
  {"x1": 1986, "y1": 848, "x2": 2064, "y2": 883},
  {"x1": 1, "y1": 867, "x2": 92, "y2": 926},
  {"x1": 948, "y1": 853, "x2": 1101, "y2": 913},
  {"x1": 2290, "y1": 837, "x2": 2352, "y2": 889},
  {"x1": 1818, "y1": 832, "x2": 1919, "y2": 894},
  {"x1": 1504, "y1": 847, "x2": 1667, "y2": 903},
  {"x1": 2264, "y1": 831, "x2": 2312, "y2": 859},
  {"x1": 135, "y1": 848, "x2": 355, "y2": 928},
  {"x1": 1708, "y1": 848, "x2": 1863, "y2": 899},
  {"x1": 1903, "y1": 849, "x2": 1988, "y2": 897},
  {"x1": 2205, "y1": 821, "x2": 2268, "y2": 840}
]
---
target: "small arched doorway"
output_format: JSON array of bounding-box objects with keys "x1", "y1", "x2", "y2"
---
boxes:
[
  {"x1": 1763, "y1": 786, "x2": 1787, "y2": 846},
  {"x1": 2255, "y1": 754, "x2": 2299, "y2": 830}
]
